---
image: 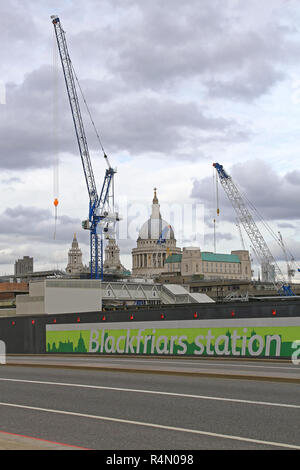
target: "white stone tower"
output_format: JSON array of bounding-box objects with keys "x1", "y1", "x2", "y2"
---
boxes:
[
  {"x1": 66, "y1": 233, "x2": 85, "y2": 274},
  {"x1": 104, "y1": 238, "x2": 122, "y2": 270}
]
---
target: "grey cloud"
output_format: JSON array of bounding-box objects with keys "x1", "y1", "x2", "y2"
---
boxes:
[
  {"x1": 0, "y1": 64, "x2": 246, "y2": 170},
  {"x1": 0, "y1": 3, "x2": 299, "y2": 194},
  {"x1": 0, "y1": 66, "x2": 125, "y2": 170},
  {"x1": 1, "y1": 177, "x2": 22, "y2": 185},
  {"x1": 117, "y1": 238, "x2": 136, "y2": 256},
  {"x1": 3, "y1": 0, "x2": 300, "y2": 103},
  {"x1": 205, "y1": 63, "x2": 285, "y2": 101},
  {"x1": 192, "y1": 160, "x2": 300, "y2": 222},
  {"x1": 0, "y1": 202, "x2": 91, "y2": 270},
  {"x1": 204, "y1": 232, "x2": 234, "y2": 243},
  {"x1": 285, "y1": 170, "x2": 300, "y2": 185},
  {"x1": 0, "y1": 2, "x2": 38, "y2": 50},
  {"x1": 278, "y1": 222, "x2": 297, "y2": 229},
  {"x1": 80, "y1": 0, "x2": 299, "y2": 101},
  {"x1": 0, "y1": 252, "x2": 17, "y2": 266},
  {"x1": 1, "y1": 66, "x2": 74, "y2": 170},
  {"x1": 0, "y1": 205, "x2": 85, "y2": 245},
  {"x1": 3, "y1": 0, "x2": 292, "y2": 173},
  {"x1": 268, "y1": 238, "x2": 300, "y2": 263},
  {"x1": 100, "y1": 95, "x2": 238, "y2": 154}
]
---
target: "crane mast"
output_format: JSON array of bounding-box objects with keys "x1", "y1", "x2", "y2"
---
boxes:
[
  {"x1": 51, "y1": 15, "x2": 117, "y2": 279},
  {"x1": 213, "y1": 162, "x2": 294, "y2": 296}
]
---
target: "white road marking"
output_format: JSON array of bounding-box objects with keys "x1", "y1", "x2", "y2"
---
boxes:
[
  {"x1": 0, "y1": 377, "x2": 299, "y2": 409},
  {"x1": 0, "y1": 401, "x2": 299, "y2": 449}
]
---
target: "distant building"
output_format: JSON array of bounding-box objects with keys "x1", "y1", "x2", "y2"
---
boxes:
[
  {"x1": 14, "y1": 256, "x2": 33, "y2": 277},
  {"x1": 66, "y1": 234, "x2": 86, "y2": 275},
  {"x1": 131, "y1": 189, "x2": 252, "y2": 282},
  {"x1": 104, "y1": 238, "x2": 130, "y2": 276},
  {"x1": 0, "y1": 281, "x2": 28, "y2": 302},
  {"x1": 131, "y1": 189, "x2": 181, "y2": 277},
  {"x1": 164, "y1": 247, "x2": 252, "y2": 281}
]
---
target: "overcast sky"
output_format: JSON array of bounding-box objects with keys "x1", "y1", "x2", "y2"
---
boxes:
[{"x1": 1, "y1": 0, "x2": 300, "y2": 279}]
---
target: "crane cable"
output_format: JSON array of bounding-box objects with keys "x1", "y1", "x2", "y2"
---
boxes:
[
  {"x1": 53, "y1": 29, "x2": 59, "y2": 239},
  {"x1": 71, "y1": 60, "x2": 116, "y2": 231},
  {"x1": 212, "y1": 167, "x2": 218, "y2": 253},
  {"x1": 216, "y1": 170, "x2": 220, "y2": 217},
  {"x1": 233, "y1": 178, "x2": 298, "y2": 274},
  {"x1": 70, "y1": 62, "x2": 107, "y2": 159},
  {"x1": 237, "y1": 182, "x2": 287, "y2": 249}
]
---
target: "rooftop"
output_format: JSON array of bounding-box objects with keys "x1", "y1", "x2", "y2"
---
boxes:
[
  {"x1": 165, "y1": 252, "x2": 241, "y2": 264},
  {"x1": 165, "y1": 254, "x2": 182, "y2": 263},
  {"x1": 201, "y1": 252, "x2": 240, "y2": 263}
]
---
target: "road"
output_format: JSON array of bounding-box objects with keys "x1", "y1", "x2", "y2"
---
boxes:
[{"x1": 0, "y1": 357, "x2": 300, "y2": 450}]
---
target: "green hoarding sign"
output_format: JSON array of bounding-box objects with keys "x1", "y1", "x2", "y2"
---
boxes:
[{"x1": 46, "y1": 319, "x2": 300, "y2": 358}]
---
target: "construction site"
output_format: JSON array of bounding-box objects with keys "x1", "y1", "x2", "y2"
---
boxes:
[
  {"x1": 3, "y1": 5, "x2": 300, "y2": 455},
  {"x1": 0, "y1": 15, "x2": 300, "y2": 336}
]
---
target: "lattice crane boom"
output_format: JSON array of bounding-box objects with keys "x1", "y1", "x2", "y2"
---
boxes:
[
  {"x1": 213, "y1": 162, "x2": 294, "y2": 296},
  {"x1": 51, "y1": 15, "x2": 117, "y2": 279},
  {"x1": 51, "y1": 15, "x2": 97, "y2": 204}
]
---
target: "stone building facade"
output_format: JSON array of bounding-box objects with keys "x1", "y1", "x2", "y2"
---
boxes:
[
  {"x1": 164, "y1": 247, "x2": 252, "y2": 281},
  {"x1": 131, "y1": 189, "x2": 181, "y2": 277},
  {"x1": 104, "y1": 238, "x2": 129, "y2": 275},
  {"x1": 14, "y1": 256, "x2": 33, "y2": 276},
  {"x1": 131, "y1": 190, "x2": 252, "y2": 281},
  {"x1": 66, "y1": 233, "x2": 86, "y2": 274}
]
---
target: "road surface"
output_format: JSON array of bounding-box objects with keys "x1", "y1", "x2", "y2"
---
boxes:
[
  {"x1": 5, "y1": 354, "x2": 300, "y2": 382},
  {"x1": 0, "y1": 358, "x2": 299, "y2": 450}
]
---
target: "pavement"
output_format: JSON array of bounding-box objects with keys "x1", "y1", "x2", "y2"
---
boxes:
[
  {"x1": 5, "y1": 354, "x2": 300, "y2": 384},
  {"x1": 0, "y1": 431, "x2": 86, "y2": 450}
]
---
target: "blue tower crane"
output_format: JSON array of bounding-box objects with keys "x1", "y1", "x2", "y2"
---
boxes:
[
  {"x1": 157, "y1": 225, "x2": 171, "y2": 245},
  {"x1": 51, "y1": 15, "x2": 119, "y2": 280}
]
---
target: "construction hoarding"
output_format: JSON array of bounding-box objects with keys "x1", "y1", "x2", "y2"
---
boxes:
[{"x1": 46, "y1": 318, "x2": 300, "y2": 358}]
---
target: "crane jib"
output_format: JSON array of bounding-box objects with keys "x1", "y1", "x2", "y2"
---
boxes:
[
  {"x1": 52, "y1": 18, "x2": 98, "y2": 203},
  {"x1": 51, "y1": 15, "x2": 116, "y2": 280},
  {"x1": 213, "y1": 161, "x2": 295, "y2": 296}
]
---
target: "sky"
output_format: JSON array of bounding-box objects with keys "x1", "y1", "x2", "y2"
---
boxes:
[{"x1": 1, "y1": 0, "x2": 300, "y2": 280}]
